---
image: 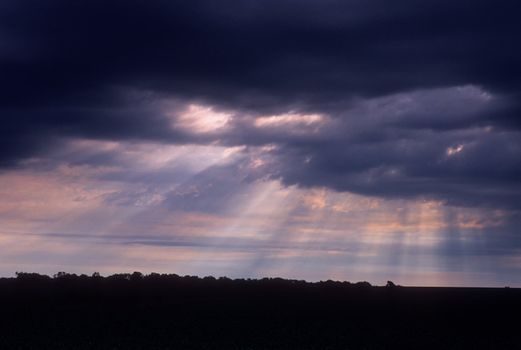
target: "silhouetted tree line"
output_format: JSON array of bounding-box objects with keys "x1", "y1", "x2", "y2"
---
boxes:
[
  {"x1": 2, "y1": 271, "x2": 380, "y2": 298},
  {"x1": 10, "y1": 271, "x2": 379, "y2": 284}
]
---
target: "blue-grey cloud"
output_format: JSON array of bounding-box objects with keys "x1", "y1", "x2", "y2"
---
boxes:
[{"x1": 1, "y1": 0, "x2": 520, "y2": 211}]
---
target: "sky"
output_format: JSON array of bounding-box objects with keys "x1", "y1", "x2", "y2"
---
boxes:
[{"x1": 1, "y1": 0, "x2": 521, "y2": 287}]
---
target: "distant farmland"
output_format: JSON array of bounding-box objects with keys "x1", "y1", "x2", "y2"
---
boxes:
[{"x1": 0, "y1": 273, "x2": 519, "y2": 349}]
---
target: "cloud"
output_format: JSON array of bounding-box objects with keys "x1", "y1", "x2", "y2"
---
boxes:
[{"x1": 0, "y1": 0, "x2": 520, "y2": 210}]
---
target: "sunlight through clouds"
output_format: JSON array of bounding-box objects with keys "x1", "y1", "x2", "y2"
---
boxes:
[
  {"x1": 1, "y1": 127, "x2": 519, "y2": 286},
  {"x1": 0, "y1": 86, "x2": 520, "y2": 286}
]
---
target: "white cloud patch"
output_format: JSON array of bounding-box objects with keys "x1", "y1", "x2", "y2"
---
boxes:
[
  {"x1": 446, "y1": 144, "x2": 464, "y2": 156},
  {"x1": 173, "y1": 104, "x2": 232, "y2": 134}
]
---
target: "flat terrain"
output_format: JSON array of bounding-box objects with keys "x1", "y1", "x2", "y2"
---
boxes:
[{"x1": 1, "y1": 273, "x2": 519, "y2": 349}]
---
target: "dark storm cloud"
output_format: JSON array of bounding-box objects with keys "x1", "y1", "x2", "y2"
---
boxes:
[
  {"x1": 269, "y1": 120, "x2": 521, "y2": 209},
  {"x1": 1, "y1": 0, "x2": 521, "y2": 208},
  {"x1": 2, "y1": 0, "x2": 521, "y2": 112}
]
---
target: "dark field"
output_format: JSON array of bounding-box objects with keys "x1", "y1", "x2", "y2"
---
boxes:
[{"x1": 1, "y1": 273, "x2": 520, "y2": 349}]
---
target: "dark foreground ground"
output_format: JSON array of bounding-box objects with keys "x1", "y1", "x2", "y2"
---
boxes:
[{"x1": 0, "y1": 273, "x2": 520, "y2": 349}]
